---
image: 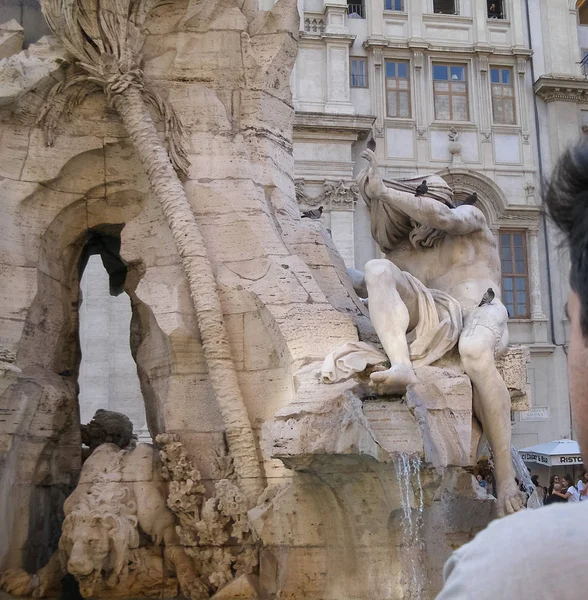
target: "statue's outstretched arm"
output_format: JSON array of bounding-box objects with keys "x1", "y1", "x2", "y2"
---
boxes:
[{"x1": 361, "y1": 149, "x2": 485, "y2": 235}]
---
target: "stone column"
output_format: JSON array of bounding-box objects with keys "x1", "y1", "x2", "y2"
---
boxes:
[
  {"x1": 324, "y1": 36, "x2": 355, "y2": 114},
  {"x1": 516, "y1": 56, "x2": 531, "y2": 144},
  {"x1": 528, "y1": 229, "x2": 546, "y2": 321},
  {"x1": 324, "y1": 180, "x2": 359, "y2": 267},
  {"x1": 370, "y1": 44, "x2": 387, "y2": 137},
  {"x1": 477, "y1": 53, "x2": 493, "y2": 152}
]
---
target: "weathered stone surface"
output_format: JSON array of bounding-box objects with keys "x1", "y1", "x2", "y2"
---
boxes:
[
  {"x1": 406, "y1": 366, "x2": 473, "y2": 468},
  {"x1": 0, "y1": 20, "x2": 24, "y2": 60},
  {"x1": 211, "y1": 574, "x2": 259, "y2": 599},
  {"x1": 497, "y1": 344, "x2": 532, "y2": 412},
  {"x1": 0, "y1": 36, "x2": 67, "y2": 106}
]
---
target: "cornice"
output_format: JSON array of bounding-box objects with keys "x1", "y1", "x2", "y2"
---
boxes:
[
  {"x1": 294, "y1": 112, "x2": 376, "y2": 137},
  {"x1": 534, "y1": 75, "x2": 588, "y2": 104},
  {"x1": 363, "y1": 37, "x2": 532, "y2": 58},
  {"x1": 300, "y1": 31, "x2": 356, "y2": 44}
]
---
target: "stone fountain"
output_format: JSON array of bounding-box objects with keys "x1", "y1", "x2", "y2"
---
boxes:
[{"x1": 0, "y1": 1, "x2": 530, "y2": 598}]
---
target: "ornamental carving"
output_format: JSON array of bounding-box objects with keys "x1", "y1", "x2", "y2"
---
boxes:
[
  {"x1": 324, "y1": 180, "x2": 360, "y2": 208},
  {"x1": 297, "y1": 180, "x2": 359, "y2": 210}
]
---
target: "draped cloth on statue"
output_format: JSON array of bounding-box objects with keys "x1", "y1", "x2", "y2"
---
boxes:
[
  {"x1": 356, "y1": 168, "x2": 455, "y2": 254},
  {"x1": 321, "y1": 271, "x2": 463, "y2": 383}
]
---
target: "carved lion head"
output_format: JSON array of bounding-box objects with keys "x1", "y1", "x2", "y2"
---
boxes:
[{"x1": 59, "y1": 483, "x2": 140, "y2": 597}]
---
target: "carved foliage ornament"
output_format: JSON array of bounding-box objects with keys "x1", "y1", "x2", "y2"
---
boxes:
[{"x1": 297, "y1": 180, "x2": 359, "y2": 209}]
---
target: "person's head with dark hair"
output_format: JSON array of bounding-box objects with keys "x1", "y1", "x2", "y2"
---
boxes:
[
  {"x1": 564, "y1": 474, "x2": 574, "y2": 486},
  {"x1": 531, "y1": 474, "x2": 539, "y2": 487},
  {"x1": 544, "y1": 141, "x2": 588, "y2": 460}
]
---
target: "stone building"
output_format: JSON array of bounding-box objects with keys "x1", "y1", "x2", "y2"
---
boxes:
[{"x1": 291, "y1": 0, "x2": 588, "y2": 448}]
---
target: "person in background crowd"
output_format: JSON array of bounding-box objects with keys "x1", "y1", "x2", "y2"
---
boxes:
[
  {"x1": 531, "y1": 475, "x2": 545, "y2": 504},
  {"x1": 577, "y1": 471, "x2": 588, "y2": 501},
  {"x1": 435, "y1": 141, "x2": 588, "y2": 599},
  {"x1": 552, "y1": 474, "x2": 580, "y2": 503},
  {"x1": 548, "y1": 474, "x2": 560, "y2": 496},
  {"x1": 476, "y1": 474, "x2": 487, "y2": 489},
  {"x1": 544, "y1": 483, "x2": 567, "y2": 505}
]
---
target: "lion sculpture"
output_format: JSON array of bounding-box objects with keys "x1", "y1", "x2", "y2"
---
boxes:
[{"x1": 0, "y1": 443, "x2": 206, "y2": 599}]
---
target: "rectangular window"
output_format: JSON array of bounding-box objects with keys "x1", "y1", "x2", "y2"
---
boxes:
[
  {"x1": 433, "y1": 63, "x2": 469, "y2": 121},
  {"x1": 385, "y1": 60, "x2": 411, "y2": 118},
  {"x1": 385, "y1": 0, "x2": 404, "y2": 9},
  {"x1": 350, "y1": 58, "x2": 368, "y2": 88},
  {"x1": 500, "y1": 230, "x2": 530, "y2": 319},
  {"x1": 433, "y1": 0, "x2": 457, "y2": 14},
  {"x1": 579, "y1": 0, "x2": 588, "y2": 25},
  {"x1": 490, "y1": 67, "x2": 516, "y2": 125},
  {"x1": 347, "y1": 1, "x2": 365, "y2": 18},
  {"x1": 488, "y1": 0, "x2": 504, "y2": 18}
]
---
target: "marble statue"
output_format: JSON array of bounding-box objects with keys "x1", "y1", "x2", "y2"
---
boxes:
[{"x1": 328, "y1": 149, "x2": 525, "y2": 518}]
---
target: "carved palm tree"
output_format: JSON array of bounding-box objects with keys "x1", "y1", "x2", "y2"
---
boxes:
[{"x1": 39, "y1": 0, "x2": 263, "y2": 503}]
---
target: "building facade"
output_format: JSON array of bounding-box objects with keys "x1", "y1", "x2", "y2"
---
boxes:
[{"x1": 292, "y1": 0, "x2": 588, "y2": 448}]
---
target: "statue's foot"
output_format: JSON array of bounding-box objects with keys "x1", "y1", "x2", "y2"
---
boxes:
[
  {"x1": 496, "y1": 477, "x2": 526, "y2": 518},
  {"x1": 369, "y1": 364, "x2": 417, "y2": 395}
]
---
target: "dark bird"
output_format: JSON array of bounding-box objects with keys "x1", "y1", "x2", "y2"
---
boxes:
[
  {"x1": 366, "y1": 137, "x2": 376, "y2": 152},
  {"x1": 415, "y1": 180, "x2": 428, "y2": 197},
  {"x1": 301, "y1": 206, "x2": 323, "y2": 220},
  {"x1": 460, "y1": 192, "x2": 478, "y2": 206},
  {"x1": 478, "y1": 288, "x2": 495, "y2": 307}
]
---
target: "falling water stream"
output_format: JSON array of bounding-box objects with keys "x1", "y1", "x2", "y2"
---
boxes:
[{"x1": 393, "y1": 453, "x2": 425, "y2": 600}]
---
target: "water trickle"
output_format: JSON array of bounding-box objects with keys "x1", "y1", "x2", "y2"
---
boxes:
[{"x1": 393, "y1": 453, "x2": 426, "y2": 600}]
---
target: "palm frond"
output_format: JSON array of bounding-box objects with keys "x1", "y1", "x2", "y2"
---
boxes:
[
  {"x1": 143, "y1": 84, "x2": 190, "y2": 176},
  {"x1": 36, "y1": 73, "x2": 100, "y2": 146},
  {"x1": 39, "y1": 0, "x2": 188, "y2": 174}
]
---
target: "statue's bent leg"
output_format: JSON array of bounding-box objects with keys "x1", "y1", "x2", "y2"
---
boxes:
[
  {"x1": 459, "y1": 303, "x2": 525, "y2": 517},
  {"x1": 364, "y1": 259, "x2": 419, "y2": 394}
]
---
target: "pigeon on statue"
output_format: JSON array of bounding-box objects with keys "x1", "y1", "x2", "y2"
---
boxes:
[
  {"x1": 301, "y1": 206, "x2": 323, "y2": 219},
  {"x1": 415, "y1": 180, "x2": 428, "y2": 197},
  {"x1": 366, "y1": 137, "x2": 376, "y2": 152},
  {"x1": 460, "y1": 192, "x2": 478, "y2": 206},
  {"x1": 478, "y1": 288, "x2": 495, "y2": 307}
]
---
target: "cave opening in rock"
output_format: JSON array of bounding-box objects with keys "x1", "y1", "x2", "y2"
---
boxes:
[{"x1": 78, "y1": 229, "x2": 150, "y2": 443}]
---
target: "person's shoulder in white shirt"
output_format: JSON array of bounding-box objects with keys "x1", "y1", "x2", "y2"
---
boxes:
[
  {"x1": 435, "y1": 502, "x2": 588, "y2": 599},
  {"x1": 567, "y1": 485, "x2": 580, "y2": 502}
]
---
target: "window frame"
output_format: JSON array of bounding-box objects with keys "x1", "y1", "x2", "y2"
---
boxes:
[
  {"x1": 490, "y1": 66, "x2": 516, "y2": 125},
  {"x1": 384, "y1": 0, "x2": 404, "y2": 10},
  {"x1": 579, "y1": 0, "x2": 588, "y2": 25},
  {"x1": 350, "y1": 57, "x2": 368, "y2": 88},
  {"x1": 499, "y1": 229, "x2": 530, "y2": 320},
  {"x1": 487, "y1": 0, "x2": 505, "y2": 19},
  {"x1": 385, "y1": 59, "x2": 412, "y2": 119},
  {"x1": 433, "y1": 0, "x2": 458, "y2": 15},
  {"x1": 432, "y1": 62, "x2": 470, "y2": 122}
]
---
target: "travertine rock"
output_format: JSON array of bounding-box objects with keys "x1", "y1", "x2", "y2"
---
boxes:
[
  {"x1": 406, "y1": 366, "x2": 473, "y2": 468},
  {"x1": 496, "y1": 344, "x2": 532, "y2": 411},
  {"x1": 0, "y1": 21, "x2": 24, "y2": 60},
  {"x1": 0, "y1": 35, "x2": 67, "y2": 106}
]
